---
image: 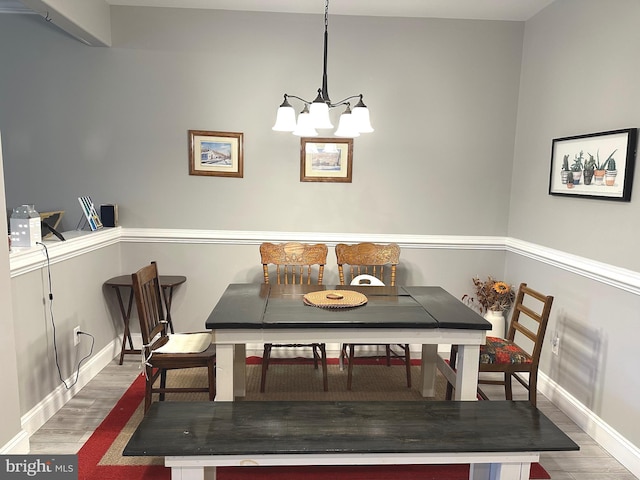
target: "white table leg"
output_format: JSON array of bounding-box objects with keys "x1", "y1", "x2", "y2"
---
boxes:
[
  {"x1": 419, "y1": 344, "x2": 438, "y2": 397},
  {"x1": 469, "y1": 462, "x2": 530, "y2": 480},
  {"x1": 215, "y1": 344, "x2": 234, "y2": 401},
  {"x1": 171, "y1": 466, "x2": 205, "y2": 480},
  {"x1": 498, "y1": 462, "x2": 530, "y2": 480},
  {"x1": 455, "y1": 344, "x2": 480, "y2": 401},
  {"x1": 233, "y1": 343, "x2": 246, "y2": 397}
]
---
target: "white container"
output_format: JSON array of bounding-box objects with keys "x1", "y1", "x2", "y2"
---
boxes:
[
  {"x1": 10, "y1": 205, "x2": 42, "y2": 247},
  {"x1": 483, "y1": 309, "x2": 506, "y2": 338}
]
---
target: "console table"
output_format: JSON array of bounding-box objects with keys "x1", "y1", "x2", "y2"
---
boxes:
[{"x1": 104, "y1": 273, "x2": 186, "y2": 364}]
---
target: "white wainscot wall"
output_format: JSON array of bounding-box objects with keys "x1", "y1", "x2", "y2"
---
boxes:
[{"x1": 7, "y1": 227, "x2": 640, "y2": 477}]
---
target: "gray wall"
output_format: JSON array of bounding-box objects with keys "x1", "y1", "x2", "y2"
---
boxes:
[
  {"x1": 508, "y1": 0, "x2": 640, "y2": 449},
  {"x1": 0, "y1": 7, "x2": 522, "y2": 235},
  {"x1": 509, "y1": 0, "x2": 640, "y2": 271}
]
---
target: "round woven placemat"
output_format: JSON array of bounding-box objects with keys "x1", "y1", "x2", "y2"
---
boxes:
[{"x1": 303, "y1": 290, "x2": 368, "y2": 308}]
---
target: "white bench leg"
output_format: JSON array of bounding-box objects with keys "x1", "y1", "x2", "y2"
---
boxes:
[
  {"x1": 495, "y1": 462, "x2": 530, "y2": 480},
  {"x1": 470, "y1": 463, "x2": 491, "y2": 479}
]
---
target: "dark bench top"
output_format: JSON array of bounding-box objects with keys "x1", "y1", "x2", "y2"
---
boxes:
[{"x1": 123, "y1": 401, "x2": 579, "y2": 457}]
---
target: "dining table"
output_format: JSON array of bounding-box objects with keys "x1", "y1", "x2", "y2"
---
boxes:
[{"x1": 205, "y1": 283, "x2": 491, "y2": 401}]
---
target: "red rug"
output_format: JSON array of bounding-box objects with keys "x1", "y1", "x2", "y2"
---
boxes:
[{"x1": 78, "y1": 358, "x2": 551, "y2": 480}]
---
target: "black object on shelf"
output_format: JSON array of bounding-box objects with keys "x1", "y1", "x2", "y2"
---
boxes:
[{"x1": 41, "y1": 221, "x2": 65, "y2": 241}]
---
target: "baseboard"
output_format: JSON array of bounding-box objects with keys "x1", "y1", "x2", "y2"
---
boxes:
[
  {"x1": 539, "y1": 371, "x2": 640, "y2": 478},
  {"x1": 20, "y1": 338, "x2": 120, "y2": 436},
  {"x1": 0, "y1": 429, "x2": 30, "y2": 454}
]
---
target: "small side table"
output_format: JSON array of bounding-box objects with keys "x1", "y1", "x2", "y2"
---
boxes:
[{"x1": 104, "y1": 274, "x2": 187, "y2": 365}]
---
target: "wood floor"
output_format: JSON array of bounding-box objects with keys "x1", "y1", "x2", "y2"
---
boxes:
[{"x1": 28, "y1": 357, "x2": 638, "y2": 480}]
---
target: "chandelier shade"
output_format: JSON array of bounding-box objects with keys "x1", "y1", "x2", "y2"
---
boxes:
[
  {"x1": 334, "y1": 106, "x2": 360, "y2": 138},
  {"x1": 292, "y1": 105, "x2": 318, "y2": 137},
  {"x1": 309, "y1": 99, "x2": 334, "y2": 129},
  {"x1": 272, "y1": 0, "x2": 373, "y2": 138},
  {"x1": 351, "y1": 98, "x2": 374, "y2": 133},
  {"x1": 272, "y1": 97, "x2": 297, "y2": 132}
]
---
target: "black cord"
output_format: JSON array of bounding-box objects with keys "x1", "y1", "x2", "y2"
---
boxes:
[
  {"x1": 37, "y1": 242, "x2": 94, "y2": 389},
  {"x1": 72, "y1": 331, "x2": 95, "y2": 388}
]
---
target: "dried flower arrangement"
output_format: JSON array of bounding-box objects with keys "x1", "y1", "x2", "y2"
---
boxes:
[{"x1": 462, "y1": 276, "x2": 515, "y2": 314}]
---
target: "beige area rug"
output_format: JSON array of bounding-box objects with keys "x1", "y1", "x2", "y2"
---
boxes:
[{"x1": 102, "y1": 362, "x2": 447, "y2": 466}]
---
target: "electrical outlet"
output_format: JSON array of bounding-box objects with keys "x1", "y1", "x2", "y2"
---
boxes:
[
  {"x1": 73, "y1": 326, "x2": 81, "y2": 346},
  {"x1": 551, "y1": 335, "x2": 559, "y2": 355}
]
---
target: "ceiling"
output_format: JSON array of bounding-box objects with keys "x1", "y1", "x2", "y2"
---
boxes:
[{"x1": 1, "y1": 0, "x2": 555, "y2": 21}]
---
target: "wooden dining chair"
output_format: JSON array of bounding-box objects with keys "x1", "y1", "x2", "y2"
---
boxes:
[
  {"x1": 132, "y1": 261, "x2": 216, "y2": 413},
  {"x1": 445, "y1": 283, "x2": 554, "y2": 406},
  {"x1": 259, "y1": 242, "x2": 329, "y2": 392},
  {"x1": 335, "y1": 242, "x2": 411, "y2": 390}
]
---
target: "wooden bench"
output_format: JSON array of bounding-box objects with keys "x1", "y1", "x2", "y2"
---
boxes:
[{"x1": 123, "y1": 400, "x2": 579, "y2": 480}]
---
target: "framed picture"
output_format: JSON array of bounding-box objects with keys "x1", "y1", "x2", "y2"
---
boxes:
[
  {"x1": 548, "y1": 128, "x2": 637, "y2": 201},
  {"x1": 300, "y1": 137, "x2": 353, "y2": 183},
  {"x1": 188, "y1": 130, "x2": 243, "y2": 178}
]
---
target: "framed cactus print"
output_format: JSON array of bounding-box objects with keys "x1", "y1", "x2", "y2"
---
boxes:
[{"x1": 548, "y1": 128, "x2": 637, "y2": 201}]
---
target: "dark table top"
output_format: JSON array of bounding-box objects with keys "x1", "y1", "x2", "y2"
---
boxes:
[
  {"x1": 104, "y1": 274, "x2": 187, "y2": 288},
  {"x1": 123, "y1": 400, "x2": 579, "y2": 457},
  {"x1": 205, "y1": 283, "x2": 490, "y2": 331}
]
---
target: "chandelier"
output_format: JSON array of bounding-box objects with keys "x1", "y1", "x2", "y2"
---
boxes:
[{"x1": 272, "y1": 0, "x2": 374, "y2": 138}]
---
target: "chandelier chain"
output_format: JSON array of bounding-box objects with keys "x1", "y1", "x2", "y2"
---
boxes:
[{"x1": 324, "y1": 0, "x2": 329, "y2": 30}]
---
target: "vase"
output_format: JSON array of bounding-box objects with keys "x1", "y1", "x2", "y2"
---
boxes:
[
  {"x1": 483, "y1": 309, "x2": 505, "y2": 338},
  {"x1": 583, "y1": 169, "x2": 594, "y2": 185},
  {"x1": 594, "y1": 169, "x2": 605, "y2": 185},
  {"x1": 571, "y1": 171, "x2": 582, "y2": 185}
]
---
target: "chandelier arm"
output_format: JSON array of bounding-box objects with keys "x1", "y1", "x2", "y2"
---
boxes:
[
  {"x1": 284, "y1": 94, "x2": 313, "y2": 105},
  {"x1": 329, "y1": 94, "x2": 363, "y2": 108}
]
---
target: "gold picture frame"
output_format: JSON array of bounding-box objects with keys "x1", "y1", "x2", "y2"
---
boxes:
[
  {"x1": 188, "y1": 130, "x2": 243, "y2": 178},
  {"x1": 300, "y1": 137, "x2": 353, "y2": 183}
]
